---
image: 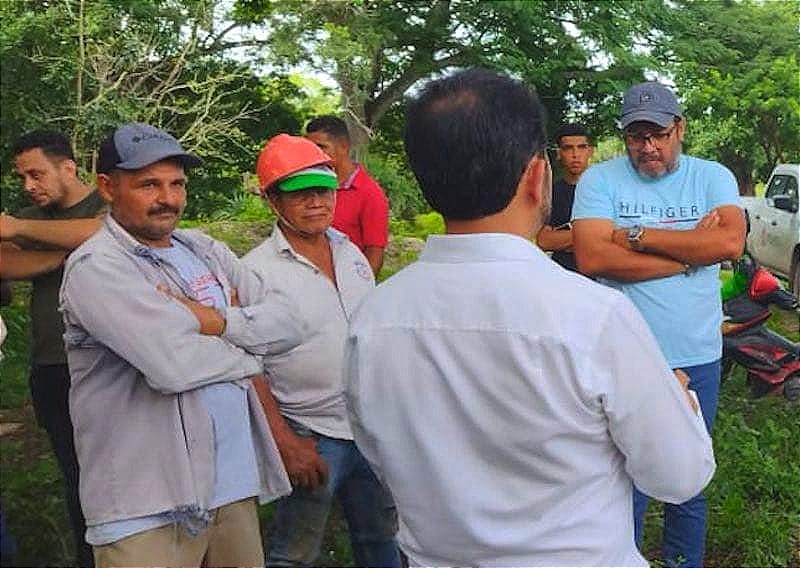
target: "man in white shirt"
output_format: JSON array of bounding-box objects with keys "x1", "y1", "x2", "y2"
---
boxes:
[
  {"x1": 242, "y1": 134, "x2": 401, "y2": 567},
  {"x1": 344, "y1": 68, "x2": 716, "y2": 567}
]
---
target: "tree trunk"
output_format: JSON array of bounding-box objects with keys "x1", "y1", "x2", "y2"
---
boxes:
[
  {"x1": 725, "y1": 156, "x2": 755, "y2": 196},
  {"x1": 345, "y1": 115, "x2": 370, "y2": 161}
]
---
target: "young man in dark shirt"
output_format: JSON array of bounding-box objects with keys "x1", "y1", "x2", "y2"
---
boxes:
[
  {"x1": 536, "y1": 124, "x2": 593, "y2": 271},
  {"x1": 1, "y1": 130, "x2": 106, "y2": 566}
]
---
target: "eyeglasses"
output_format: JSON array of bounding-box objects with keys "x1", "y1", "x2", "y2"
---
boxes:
[{"x1": 623, "y1": 124, "x2": 677, "y2": 149}]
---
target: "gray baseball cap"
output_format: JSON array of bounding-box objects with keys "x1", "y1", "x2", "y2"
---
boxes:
[
  {"x1": 620, "y1": 82, "x2": 682, "y2": 129},
  {"x1": 97, "y1": 123, "x2": 203, "y2": 173}
]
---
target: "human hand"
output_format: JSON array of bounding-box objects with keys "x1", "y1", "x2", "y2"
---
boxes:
[
  {"x1": 158, "y1": 285, "x2": 226, "y2": 335},
  {"x1": 611, "y1": 228, "x2": 629, "y2": 249},
  {"x1": 695, "y1": 209, "x2": 720, "y2": 230},
  {"x1": 276, "y1": 430, "x2": 329, "y2": 491},
  {"x1": 0, "y1": 214, "x2": 19, "y2": 240},
  {"x1": 673, "y1": 368, "x2": 699, "y2": 414}
]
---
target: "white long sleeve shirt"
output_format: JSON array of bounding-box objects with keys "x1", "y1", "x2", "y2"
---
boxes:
[{"x1": 345, "y1": 233, "x2": 715, "y2": 567}]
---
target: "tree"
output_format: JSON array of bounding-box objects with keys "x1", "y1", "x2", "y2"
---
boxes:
[
  {"x1": 234, "y1": 0, "x2": 665, "y2": 151},
  {"x1": 655, "y1": 0, "x2": 800, "y2": 194},
  {"x1": 0, "y1": 0, "x2": 305, "y2": 212}
]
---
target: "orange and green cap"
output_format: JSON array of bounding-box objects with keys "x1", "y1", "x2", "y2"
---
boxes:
[{"x1": 276, "y1": 165, "x2": 338, "y2": 192}]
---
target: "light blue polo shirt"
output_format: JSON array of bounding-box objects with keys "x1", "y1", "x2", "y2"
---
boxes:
[{"x1": 572, "y1": 154, "x2": 740, "y2": 367}]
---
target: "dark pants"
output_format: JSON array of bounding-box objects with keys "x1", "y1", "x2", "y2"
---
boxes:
[
  {"x1": 267, "y1": 423, "x2": 401, "y2": 568},
  {"x1": 29, "y1": 364, "x2": 93, "y2": 567}
]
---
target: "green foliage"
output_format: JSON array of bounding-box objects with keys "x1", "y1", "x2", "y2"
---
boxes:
[
  {"x1": 389, "y1": 211, "x2": 444, "y2": 241},
  {"x1": 0, "y1": 0, "x2": 311, "y2": 214},
  {"x1": 363, "y1": 152, "x2": 426, "y2": 220},
  {"x1": 704, "y1": 370, "x2": 800, "y2": 566},
  {"x1": 658, "y1": 0, "x2": 800, "y2": 194},
  {"x1": 236, "y1": 0, "x2": 666, "y2": 148},
  {"x1": 1, "y1": 286, "x2": 74, "y2": 565},
  {"x1": 592, "y1": 137, "x2": 626, "y2": 163},
  {"x1": 380, "y1": 212, "x2": 443, "y2": 280},
  {"x1": 0, "y1": 288, "x2": 32, "y2": 409}
]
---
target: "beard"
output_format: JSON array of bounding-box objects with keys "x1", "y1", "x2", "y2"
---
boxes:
[{"x1": 627, "y1": 145, "x2": 681, "y2": 179}]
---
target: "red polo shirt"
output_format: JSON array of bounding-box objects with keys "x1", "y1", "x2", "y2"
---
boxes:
[{"x1": 333, "y1": 164, "x2": 389, "y2": 251}]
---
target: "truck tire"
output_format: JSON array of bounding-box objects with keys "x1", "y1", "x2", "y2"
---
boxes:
[{"x1": 793, "y1": 251, "x2": 800, "y2": 293}]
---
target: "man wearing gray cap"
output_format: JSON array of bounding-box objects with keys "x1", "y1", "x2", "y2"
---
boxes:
[
  {"x1": 60, "y1": 123, "x2": 302, "y2": 566},
  {"x1": 572, "y1": 83, "x2": 745, "y2": 566}
]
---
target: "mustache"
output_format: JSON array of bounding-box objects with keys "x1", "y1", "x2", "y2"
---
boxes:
[{"x1": 148, "y1": 205, "x2": 180, "y2": 216}]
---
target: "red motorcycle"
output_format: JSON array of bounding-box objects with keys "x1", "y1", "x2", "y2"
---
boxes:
[{"x1": 721, "y1": 256, "x2": 800, "y2": 401}]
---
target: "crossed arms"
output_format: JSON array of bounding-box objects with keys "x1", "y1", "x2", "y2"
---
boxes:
[
  {"x1": 573, "y1": 205, "x2": 746, "y2": 282},
  {"x1": 0, "y1": 213, "x2": 103, "y2": 280}
]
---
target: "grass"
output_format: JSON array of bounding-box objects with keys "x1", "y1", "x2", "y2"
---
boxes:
[{"x1": 1, "y1": 221, "x2": 799, "y2": 566}]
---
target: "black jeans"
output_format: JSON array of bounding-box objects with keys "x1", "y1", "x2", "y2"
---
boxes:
[{"x1": 29, "y1": 364, "x2": 93, "y2": 567}]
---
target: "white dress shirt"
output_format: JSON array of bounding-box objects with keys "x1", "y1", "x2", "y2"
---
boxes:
[{"x1": 345, "y1": 233, "x2": 715, "y2": 567}]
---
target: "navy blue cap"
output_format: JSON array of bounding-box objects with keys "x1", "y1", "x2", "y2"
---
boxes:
[
  {"x1": 97, "y1": 123, "x2": 203, "y2": 174},
  {"x1": 620, "y1": 82, "x2": 682, "y2": 129}
]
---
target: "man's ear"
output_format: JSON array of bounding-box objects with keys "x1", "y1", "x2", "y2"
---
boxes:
[
  {"x1": 676, "y1": 118, "x2": 686, "y2": 143},
  {"x1": 522, "y1": 154, "x2": 548, "y2": 207},
  {"x1": 265, "y1": 192, "x2": 280, "y2": 214},
  {"x1": 96, "y1": 174, "x2": 114, "y2": 204},
  {"x1": 59, "y1": 158, "x2": 78, "y2": 179}
]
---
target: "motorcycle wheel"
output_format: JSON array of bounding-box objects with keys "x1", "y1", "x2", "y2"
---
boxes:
[{"x1": 783, "y1": 375, "x2": 800, "y2": 402}]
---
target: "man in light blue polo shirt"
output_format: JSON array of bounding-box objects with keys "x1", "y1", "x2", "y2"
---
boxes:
[
  {"x1": 572, "y1": 82, "x2": 746, "y2": 567},
  {"x1": 242, "y1": 134, "x2": 401, "y2": 568}
]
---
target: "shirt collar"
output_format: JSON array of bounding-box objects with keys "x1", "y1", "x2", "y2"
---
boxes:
[
  {"x1": 104, "y1": 214, "x2": 194, "y2": 260},
  {"x1": 104, "y1": 214, "x2": 154, "y2": 257},
  {"x1": 340, "y1": 163, "x2": 362, "y2": 190},
  {"x1": 419, "y1": 233, "x2": 549, "y2": 264},
  {"x1": 269, "y1": 223, "x2": 347, "y2": 260}
]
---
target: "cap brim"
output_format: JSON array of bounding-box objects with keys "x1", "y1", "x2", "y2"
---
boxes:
[
  {"x1": 620, "y1": 110, "x2": 678, "y2": 129},
  {"x1": 116, "y1": 150, "x2": 203, "y2": 171},
  {"x1": 277, "y1": 172, "x2": 338, "y2": 192}
]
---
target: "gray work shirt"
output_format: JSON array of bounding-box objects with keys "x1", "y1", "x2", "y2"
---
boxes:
[
  {"x1": 242, "y1": 226, "x2": 374, "y2": 440},
  {"x1": 60, "y1": 215, "x2": 300, "y2": 526}
]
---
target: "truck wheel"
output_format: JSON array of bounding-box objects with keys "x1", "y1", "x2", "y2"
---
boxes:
[{"x1": 784, "y1": 375, "x2": 800, "y2": 402}]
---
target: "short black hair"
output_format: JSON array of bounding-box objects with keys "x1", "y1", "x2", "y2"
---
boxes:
[
  {"x1": 13, "y1": 130, "x2": 75, "y2": 161},
  {"x1": 306, "y1": 116, "x2": 350, "y2": 144},
  {"x1": 404, "y1": 68, "x2": 547, "y2": 220},
  {"x1": 555, "y1": 123, "x2": 591, "y2": 146}
]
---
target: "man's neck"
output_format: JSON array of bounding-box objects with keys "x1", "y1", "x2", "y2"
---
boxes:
[
  {"x1": 279, "y1": 222, "x2": 330, "y2": 254},
  {"x1": 335, "y1": 159, "x2": 357, "y2": 185},
  {"x1": 445, "y1": 210, "x2": 543, "y2": 241},
  {"x1": 58, "y1": 180, "x2": 93, "y2": 209},
  {"x1": 562, "y1": 172, "x2": 581, "y2": 185}
]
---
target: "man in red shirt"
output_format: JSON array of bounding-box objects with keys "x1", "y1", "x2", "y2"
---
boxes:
[{"x1": 305, "y1": 116, "x2": 389, "y2": 276}]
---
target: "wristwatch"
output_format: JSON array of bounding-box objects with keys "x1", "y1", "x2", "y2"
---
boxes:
[{"x1": 626, "y1": 225, "x2": 646, "y2": 251}]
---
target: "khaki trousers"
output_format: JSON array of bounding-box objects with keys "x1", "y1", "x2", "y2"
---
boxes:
[{"x1": 93, "y1": 498, "x2": 263, "y2": 567}]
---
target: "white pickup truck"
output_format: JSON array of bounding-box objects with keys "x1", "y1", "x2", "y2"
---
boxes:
[{"x1": 741, "y1": 164, "x2": 800, "y2": 291}]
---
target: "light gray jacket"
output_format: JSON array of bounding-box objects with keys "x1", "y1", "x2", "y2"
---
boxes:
[{"x1": 60, "y1": 215, "x2": 298, "y2": 525}]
